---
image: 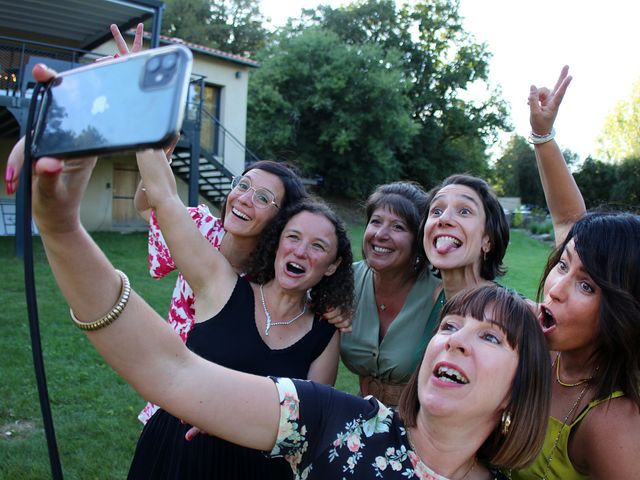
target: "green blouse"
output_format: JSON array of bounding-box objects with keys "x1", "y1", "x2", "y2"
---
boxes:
[{"x1": 340, "y1": 261, "x2": 440, "y2": 385}]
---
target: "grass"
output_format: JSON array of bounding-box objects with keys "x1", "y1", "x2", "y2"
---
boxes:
[{"x1": 0, "y1": 228, "x2": 550, "y2": 478}]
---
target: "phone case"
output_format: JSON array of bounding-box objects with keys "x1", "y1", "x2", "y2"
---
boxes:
[{"x1": 31, "y1": 45, "x2": 193, "y2": 158}]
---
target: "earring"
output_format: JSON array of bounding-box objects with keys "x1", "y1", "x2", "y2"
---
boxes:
[{"x1": 501, "y1": 411, "x2": 512, "y2": 435}]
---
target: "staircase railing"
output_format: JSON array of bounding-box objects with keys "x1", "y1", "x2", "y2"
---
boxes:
[{"x1": 170, "y1": 76, "x2": 261, "y2": 207}]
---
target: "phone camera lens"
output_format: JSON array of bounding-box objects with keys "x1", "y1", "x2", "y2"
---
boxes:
[
  {"x1": 161, "y1": 53, "x2": 177, "y2": 70},
  {"x1": 146, "y1": 56, "x2": 161, "y2": 72}
]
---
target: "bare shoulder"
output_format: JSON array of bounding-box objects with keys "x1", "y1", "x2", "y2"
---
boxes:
[{"x1": 572, "y1": 395, "x2": 640, "y2": 479}]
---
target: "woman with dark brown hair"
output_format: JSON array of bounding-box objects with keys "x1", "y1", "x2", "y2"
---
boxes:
[{"x1": 341, "y1": 181, "x2": 440, "y2": 406}]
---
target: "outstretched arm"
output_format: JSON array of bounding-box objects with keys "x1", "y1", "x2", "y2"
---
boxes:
[
  {"x1": 10, "y1": 131, "x2": 281, "y2": 452},
  {"x1": 135, "y1": 148, "x2": 235, "y2": 317},
  {"x1": 528, "y1": 65, "x2": 586, "y2": 245}
]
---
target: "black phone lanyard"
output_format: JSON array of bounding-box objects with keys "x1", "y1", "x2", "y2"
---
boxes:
[{"x1": 20, "y1": 81, "x2": 64, "y2": 479}]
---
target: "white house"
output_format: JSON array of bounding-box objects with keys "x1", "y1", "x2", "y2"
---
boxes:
[{"x1": 0, "y1": 0, "x2": 258, "y2": 234}]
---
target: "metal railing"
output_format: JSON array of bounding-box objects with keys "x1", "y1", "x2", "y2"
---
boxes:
[{"x1": 0, "y1": 36, "x2": 103, "y2": 97}]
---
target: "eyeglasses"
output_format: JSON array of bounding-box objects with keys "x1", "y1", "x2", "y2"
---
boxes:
[{"x1": 230, "y1": 176, "x2": 279, "y2": 209}]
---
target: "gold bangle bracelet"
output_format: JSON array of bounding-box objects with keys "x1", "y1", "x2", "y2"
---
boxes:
[{"x1": 69, "y1": 270, "x2": 131, "y2": 331}]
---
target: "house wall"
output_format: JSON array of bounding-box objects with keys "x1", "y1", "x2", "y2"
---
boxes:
[
  {"x1": 0, "y1": 39, "x2": 243, "y2": 234},
  {"x1": 93, "y1": 40, "x2": 250, "y2": 177},
  {"x1": 0, "y1": 141, "x2": 218, "y2": 234}
]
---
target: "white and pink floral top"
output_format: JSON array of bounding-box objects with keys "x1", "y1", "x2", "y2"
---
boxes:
[
  {"x1": 270, "y1": 378, "x2": 507, "y2": 480},
  {"x1": 138, "y1": 204, "x2": 225, "y2": 424}
]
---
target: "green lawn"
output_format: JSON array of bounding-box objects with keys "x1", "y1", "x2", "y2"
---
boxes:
[{"x1": 0, "y1": 229, "x2": 550, "y2": 478}]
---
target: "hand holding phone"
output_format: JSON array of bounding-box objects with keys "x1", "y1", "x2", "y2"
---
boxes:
[{"x1": 31, "y1": 45, "x2": 193, "y2": 159}]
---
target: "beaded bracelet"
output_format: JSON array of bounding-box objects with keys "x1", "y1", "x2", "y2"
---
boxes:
[
  {"x1": 527, "y1": 127, "x2": 556, "y2": 145},
  {"x1": 70, "y1": 270, "x2": 131, "y2": 331}
]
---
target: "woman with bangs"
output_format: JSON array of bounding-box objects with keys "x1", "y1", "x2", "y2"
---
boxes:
[
  {"x1": 503, "y1": 65, "x2": 640, "y2": 478},
  {"x1": 508, "y1": 212, "x2": 640, "y2": 479},
  {"x1": 6, "y1": 88, "x2": 552, "y2": 476},
  {"x1": 5, "y1": 52, "x2": 354, "y2": 480},
  {"x1": 6, "y1": 138, "x2": 553, "y2": 477}
]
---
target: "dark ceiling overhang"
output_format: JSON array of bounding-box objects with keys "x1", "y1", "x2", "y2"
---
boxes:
[{"x1": 0, "y1": 0, "x2": 164, "y2": 51}]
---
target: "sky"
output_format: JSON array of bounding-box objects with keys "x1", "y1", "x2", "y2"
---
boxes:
[{"x1": 260, "y1": 0, "x2": 640, "y2": 161}]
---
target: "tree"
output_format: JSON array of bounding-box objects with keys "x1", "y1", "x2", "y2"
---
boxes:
[
  {"x1": 572, "y1": 157, "x2": 617, "y2": 209},
  {"x1": 294, "y1": 0, "x2": 510, "y2": 188},
  {"x1": 492, "y1": 137, "x2": 583, "y2": 207},
  {"x1": 247, "y1": 27, "x2": 418, "y2": 198},
  {"x1": 162, "y1": 0, "x2": 268, "y2": 56},
  {"x1": 611, "y1": 156, "x2": 640, "y2": 207},
  {"x1": 596, "y1": 77, "x2": 640, "y2": 162},
  {"x1": 492, "y1": 135, "x2": 544, "y2": 206}
]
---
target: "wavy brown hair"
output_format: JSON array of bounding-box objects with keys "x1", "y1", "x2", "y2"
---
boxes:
[{"x1": 245, "y1": 198, "x2": 355, "y2": 317}]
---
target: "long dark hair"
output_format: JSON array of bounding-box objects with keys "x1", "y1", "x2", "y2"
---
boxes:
[
  {"x1": 539, "y1": 211, "x2": 640, "y2": 409},
  {"x1": 220, "y1": 160, "x2": 308, "y2": 224},
  {"x1": 245, "y1": 198, "x2": 355, "y2": 317},
  {"x1": 363, "y1": 181, "x2": 429, "y2": 277},
  {"x1": 418, "y1": 174, "x2": 509, "y2": 280}
]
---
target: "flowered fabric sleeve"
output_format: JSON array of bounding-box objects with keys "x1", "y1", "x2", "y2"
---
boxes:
[
  {"x1": 147, "y1": 204, "x2": 225, "y2": 279},
  {"x1": 269, "y1": 378, "x2": 392, "y2": 479}
]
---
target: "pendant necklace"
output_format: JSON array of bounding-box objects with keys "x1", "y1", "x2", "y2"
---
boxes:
[
  {"x1": 260, "y1": 284, "x2": 307, "y2": 336},
  {"x1": 540, "y1": 354, "x2": 597, "y2": 480}
]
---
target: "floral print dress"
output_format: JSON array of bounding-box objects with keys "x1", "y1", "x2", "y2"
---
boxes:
[
  {"x1": 270, "y1": 378, "x2": 507, "y2": 480},
  {"x1": 138, "y1": 204, "x2": 225, "y2": 423}
]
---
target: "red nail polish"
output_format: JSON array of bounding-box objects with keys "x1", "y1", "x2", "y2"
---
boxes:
[
  {"x1": 5, "y1": 166, "x2": 14, "y2": 184},
  {"x1": 6, "y1": 182, "x2": 14, "y2": 195}
]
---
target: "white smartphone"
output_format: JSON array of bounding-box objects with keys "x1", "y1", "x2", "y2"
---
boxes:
[{"x1": 31, "y1": 45, "x2": 193, "y2": 158}]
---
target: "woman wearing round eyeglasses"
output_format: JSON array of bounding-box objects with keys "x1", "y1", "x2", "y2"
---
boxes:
[{"x1": 134, "y1": 159, "x2": 310, "y2": 423}]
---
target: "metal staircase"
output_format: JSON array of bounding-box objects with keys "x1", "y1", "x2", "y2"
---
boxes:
[{"x1": 170, "y1": 76, "x2": 260, "y2": 208}]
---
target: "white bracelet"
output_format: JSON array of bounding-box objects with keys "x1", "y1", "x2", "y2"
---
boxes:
[{"x1": 527, "y1": 127, "x2": 556, "y2": 145}]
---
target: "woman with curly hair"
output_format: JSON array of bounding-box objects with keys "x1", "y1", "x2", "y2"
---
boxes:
[{"x1": 120, "y1": 143, "x2": 354, "y2": 479}]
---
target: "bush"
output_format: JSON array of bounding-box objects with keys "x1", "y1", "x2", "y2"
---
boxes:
[{"x1": 528, "y1": 219, "x2": 554, "y2": 241}]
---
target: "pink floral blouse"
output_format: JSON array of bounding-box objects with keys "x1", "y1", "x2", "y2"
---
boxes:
[{"x1": 138, "y1": 204, "x2": 225, "y2": 424}]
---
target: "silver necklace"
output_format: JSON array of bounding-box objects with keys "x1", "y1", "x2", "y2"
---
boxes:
[{"x1": 259, "y1": 284, "x2": 307, "y2": 336}]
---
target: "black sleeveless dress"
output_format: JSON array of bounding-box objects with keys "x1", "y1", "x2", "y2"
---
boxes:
[{"x1": 128, "y1": 277, "x2": 336, "y2": 479}]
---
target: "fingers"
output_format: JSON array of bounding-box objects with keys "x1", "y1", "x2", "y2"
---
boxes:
[
  {"x1": 6, "y1": 137, "x2": 26, "y2": 195},
  {"x1": 33, "y1": 157, "x2": 64, "y2": 177},
  {"x1": 185, "y1": 426, "x2": 202, "y2": 441},
  {"x1": 528, "y1": 85, "x2": 542, "y2": 114},
  {"x1": 336, "y1": 323, "x2": 352, "y2": 333},
  {"x1": 131, "y1": 23, "x2": 144, "y2": 53},
  {"x1": 551, "y1": 65, "x2": 570, "y2": 96},
  {"x1": 550, "y1": 74, "x2": 572, "y2": 109},
  {"x1": 32, "y1": 63, "x2": 57, "y2": 83},
  {"x1": 321, "y1": 307, "x2": 340, "y2": 322},
  {"x1": 110, "y1": 24, "x2": 129, "y2": 55},
  {"x1": 163, "y1": 133, "x2": 181, "y2": 159},
  {"x1": 110, "y1": 23, "x2": 144, "y2": 56}
]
